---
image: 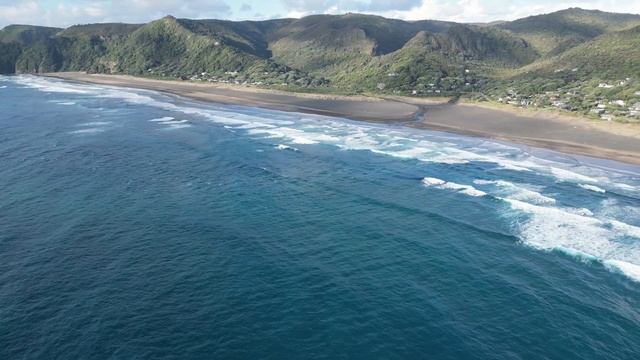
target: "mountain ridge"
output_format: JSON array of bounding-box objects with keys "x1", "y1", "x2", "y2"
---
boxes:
[{"x1": 1, "y1": 7, "x2": 639, "y2": 122}]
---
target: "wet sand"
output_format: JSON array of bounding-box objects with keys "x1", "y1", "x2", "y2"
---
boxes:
[
  {"x1": 44, "y1": 72, "x2": 640, "y2": 165},
  {"x1": 43, "y1": 72, "x2": 422, "y2": 122},
  {"x1": 417, "y1": 104, "x2": 640, "y2": 165}
]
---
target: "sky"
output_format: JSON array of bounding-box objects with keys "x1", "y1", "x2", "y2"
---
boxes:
[{"x1": 1, "y1": 0, "x2": 640, "y2": 28}]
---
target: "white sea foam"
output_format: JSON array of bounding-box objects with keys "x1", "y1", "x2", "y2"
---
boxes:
[
  {"x1": 158, "y1": 119, "x2": 189, "y2": 125},
  {"x1": 248, "y1": 127, "x2": 340, "y2": 145},
  {"x1": 549, "y1": 167, "x2": 600, "y2": 183},
  {"x1": 596, "y1": 199, "x2": 640, "y2": 226},
  {"x1": 579, "y1": 184, "x2": 606, "y2": 193},
  {"x1": 504, "y1": 198, "x2": 640, "y2": 282},
  {"x1": 605, "y1": 260, "x2": 640, "y2": 282},
  {"x1": 14, "y1": 76, "x2": 96, "y2": 94},
  {"x1": 69, "y1": 128, "x2": 106, "y2": 134},
  {"x1": 0, "y1": 85, "x2": 7, "y2": 89},
  {"x1": 614, "y1": 183, "x2": 638, "y2": 192},
  {"x1": 422, "y1": 177, "x2": 446, "y2": 186},
  {"x1": 422, "y1": 177, "x2": 486, "y2": 197},
  {"x1": 237, "y1": 123, "x2": 276, "y2": 129},
  {"x1": 555, "y1": 247, "x2": 599, "y2": 263},
  {"x1": 610, "y1": 219, "x2": 640, "y2": 238},
  {"x1": 149, "y1": 117, "x2": 175, "y2": 122},
  {"x1": 474, "y1": 179, "x2": 556, "y2": 205},
  {"x1": 276, "y1": 144, "x2": 299, "y2": 151},
  {"x1": 77, "y1": 121, "x2": 112, "y2": 127},
  {"x1": 161, "y1": 124, "x2": 192, "y2": 130}
]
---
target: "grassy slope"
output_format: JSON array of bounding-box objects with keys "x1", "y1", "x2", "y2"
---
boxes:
[
  {"x1": 497, "y1": 8, "x2": 640, "y2": 56},
  {"x1": 57, "y1": 23, "x2": 143, "y2": 38},
  {"x1": 268, "y1": 13, "x2": 451, "y2": 73},
  {"x1": 3, "y1": 17, "x2": 316, "y2": 84},
  {"x1": 0, "y1": 25, "x2": 61, "y2": 44},
  {"x1": 177, "y1": 18, "x2": 293, "y2": 58},
  {"x1": 541, "y1": 25, "x2": 640, "y2": 79},
  {"x1": 1, "y1": 8, "x2": 639, "y2": 107},
  {"x1": 327, "y1": 24, "x2": 539, "y2": 92}
]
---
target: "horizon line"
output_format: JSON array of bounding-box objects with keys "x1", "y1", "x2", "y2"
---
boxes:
[{"x1": 2, "y1": 6, "x2": 639, "y2": 30}]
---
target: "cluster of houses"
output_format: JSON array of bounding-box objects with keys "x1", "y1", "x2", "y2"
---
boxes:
[
  {"x1": 495, "y1": 79, "x2": 640, "y2": 122},
  {"x1": 412, "y1": 86, "x2": 443, "y2": 95},
  {"x1": 186, "y1": 71, "x2": 271, "y2": 86},
  {"x1": 146, "y1": 67, "x2": 322, "y2": 88},
  {"x1": 589, "y1": 100, "x2": 640, "y2": 121},
  {"x1": 143, "y1": 66, "x2": 640, "y2": 121}
]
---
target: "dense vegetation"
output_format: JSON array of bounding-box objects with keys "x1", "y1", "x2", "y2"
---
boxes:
[
  {"x1": 0, "y1": 25, "x2": 61, "y2": 45},
  {"x1": 1, "y1": 8, "x2": 639, "y2": 121},
  {"x1": 498, "y1": 8, "x2": 640, "y2": 55}
]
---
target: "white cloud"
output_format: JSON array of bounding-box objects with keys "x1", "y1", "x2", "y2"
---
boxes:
[
  {"x1": 0, "y1": 1, "x2": 41, "y2": 25},
  {"x1": 281, "y1": 0, "x2": 640, "y2": 22},
  {"x1": 408, "y1": 0, "x2": 629, "y2": 22},
  {"x1": 281, "y1": 0, "x2": 422, "y2": 13},
  {"x1": 0, "y1": 0, "x2": 231, "y2": 28},
  {"x1": 1, "y1": 0, "x2": 640, "y2": 28}
]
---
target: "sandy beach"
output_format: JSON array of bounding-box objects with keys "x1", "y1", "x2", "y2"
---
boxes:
[
  {"x1": 44, "y1": 72, "x2": 640, "y2": 165},
  {"x1": 43, "y1": 72, "x2": 423, "y2": 122}
]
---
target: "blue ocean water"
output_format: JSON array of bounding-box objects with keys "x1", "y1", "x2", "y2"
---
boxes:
[{"x1": 1, "y1": 75, "x2": 640, "y2": 359}]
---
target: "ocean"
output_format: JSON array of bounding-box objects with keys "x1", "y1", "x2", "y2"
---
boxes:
[{"x1": 1, "y1": 75, "x2": 639, "y2": 359}]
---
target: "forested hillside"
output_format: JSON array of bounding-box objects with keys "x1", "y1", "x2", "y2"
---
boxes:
[{"x1": 2, "y1": 7, "x2": 639, "y2": 121}]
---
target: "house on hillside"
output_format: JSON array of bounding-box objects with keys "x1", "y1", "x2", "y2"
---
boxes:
[{"x1": 552, "y1": 100, "x2": 570, "y2": 110}]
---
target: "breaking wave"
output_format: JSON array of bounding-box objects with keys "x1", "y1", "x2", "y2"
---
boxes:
[
  {"x1": 12, "y1": 74, "x2": 640, "y2": 282},
  {"x1": 422, "y1": 177, "x2": 487, "y2": 197}
]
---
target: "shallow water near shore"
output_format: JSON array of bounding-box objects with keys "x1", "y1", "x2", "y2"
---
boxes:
[{"x1": 2, "y1": 75, "x2": 640, "y2": 359}]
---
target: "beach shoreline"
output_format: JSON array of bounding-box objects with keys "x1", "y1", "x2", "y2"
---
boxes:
[{"x1": 42, "y1": 72, "x2": 640, "y2": 165}]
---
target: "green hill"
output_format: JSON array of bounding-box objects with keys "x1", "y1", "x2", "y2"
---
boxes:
[
  {"x1": 106, "y1": 16, "x2": 317, "y2": 85},
  {"x1": 57, "y1": 23, "x2": 143, "y2": 38},
  {"x1": 497, "y1": 8, "x2": 640, "y2": 56},
  {"x1": 0, "y1": 8, "x2": 634, "y2": 81},
  {"x1": 2, "y1": 17, "x2": 321, "y2": 85},
  {"x1": 109, "y1": 16, "x2": 249, "y2": 75},
  {"x1": 537, "y1": 25, "x2": 640, "y2": 78},
  {"x1": 0, "y1": 25, "x2": 61, "y2": 45},
  {"x1": 326, "y1": 24, "x2": 539, "y2": 93},
  {"x1": 268, "y1": 13, "x2": 454, "y2": 73},
  {"x1": 176, "y1": 18, "x2": 293, "y2": 58},
  {"x1": 1, "y1": 7, "x2": 639, "y2": 118}
]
